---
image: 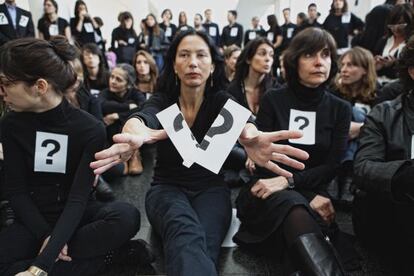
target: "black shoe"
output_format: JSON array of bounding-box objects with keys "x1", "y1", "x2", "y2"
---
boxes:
[
  {"x1": 95, "y1": 176, "x2": 115, "y2": 202},
  {"x1": 0, "y1": 200, "x2": 15, "y2": 227},
  {"x1": 108, "y1": 239, "x2": 155, "y2": 266},
  {"x1": 290, "y1": 233, "x2": 345, "y2": 276}
]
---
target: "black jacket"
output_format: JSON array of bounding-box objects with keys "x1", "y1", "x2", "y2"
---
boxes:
[
  {"x1": 0, "y1": 3, "x2": 34, "y2": 46},
  {"x1": 354, "y1": 94, "x2": 413, "y2": 198}
]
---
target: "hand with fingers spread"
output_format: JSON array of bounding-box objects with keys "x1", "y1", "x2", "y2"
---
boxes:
[
  {"x1": 90, "y1": 117, "x2": 167, "y2": 175},
  {"x1": 251, "y1": 176, "x2": 289, "y2": 199},
  {"x1": 310, "y1": 195, "x2": 335, "y2": 225},
  {"x1": 239, "y1": 123, "x2": 309, "y2": 178}
]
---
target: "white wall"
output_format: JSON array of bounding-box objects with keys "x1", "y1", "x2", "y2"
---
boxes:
[{"x1": 20, "y1": 0, "x2": 385, "y2": 45}]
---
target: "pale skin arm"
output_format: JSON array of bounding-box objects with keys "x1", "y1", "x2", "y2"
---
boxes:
[
  {"x1": 91, "y1": 121, "x2": 308, "y2": 177},
  {"x1": 64, "y1": 26, "x2": 72, "y2": 43}
]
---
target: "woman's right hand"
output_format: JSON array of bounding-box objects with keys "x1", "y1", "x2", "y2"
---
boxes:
[{"x1": 90, "y1": 118, "x2": 167, "y2": 174}]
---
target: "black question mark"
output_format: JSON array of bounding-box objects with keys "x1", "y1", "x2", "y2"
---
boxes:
[
  {"x1": 41, "y1": 139, "x2": 60, "y2": 165},
  {"x1": 173, "y1": 113, "x2": 196, "y2": 140},
  {"x1": 197, "y1": 107, "x2": 234, "y2": 151},
  {"x1": 294, "y1": 116, "x2": 309, "y2": 131}
]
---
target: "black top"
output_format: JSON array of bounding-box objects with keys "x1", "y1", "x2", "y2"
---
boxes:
[
  {"x1": 203, "y1": 22, "x2": 220, "y2": 46},
  {"x1": 132, "y1": 91, "x2": 239, "y2": 189},
  {"x1": 221, "y1": 23, "x2": 243, "y2": 47},
  {"x1": 159, "y1": 22, "x2": 177, "y2": 42},
  {"x1": 0, "y1": 3, "x2": 35, "y2": 46},
  {"x1": 323, "y1": 12, "x2": 364, "y2": 49},
  {"x1": 244, "y1": 27, "x2": 266, "y2": 46},
  {"x1": 76, "y1": 83, "x2": 103, "y2": 121},
  {"x1": 265, "y1": 27, "x2": 282, "y2": 45},
  {"x1": 252, "y1": 84, "x2": 351, "y2": 200},
  {"x1": 280, "y1": 22, "x2": 297, "y2": 50},
  {"x1": 70, "y1": 17, "x2": 97, "y2": 46},
  {"x1": 2, "y1": 99, "x2": 106, "y2": 272},
  {"x1": 85, "y1": 72, "x2": 109, "y2": 94},
  {"x1": 110, "y1": 26, "x2": 138, "y2": 63},
  {"x1": 37, "y1": 17, "x2": 69, "y2": 41}
]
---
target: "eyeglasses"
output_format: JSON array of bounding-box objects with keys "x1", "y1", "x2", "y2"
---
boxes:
[{"x1": 388, "y1": 23, "x2": 407, "y2": 30}]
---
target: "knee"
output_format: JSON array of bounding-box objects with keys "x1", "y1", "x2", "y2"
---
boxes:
[{"x1": 106, "y1": 202, "x2": 141, "y2": 237}]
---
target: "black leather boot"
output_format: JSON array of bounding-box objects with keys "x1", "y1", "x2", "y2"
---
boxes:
[
  {"x1": 95, "y1": 176, "x2": 115, "y2": 202},
  {"x1": 290, "y1": 233, "x2": 345, "y2": 276}
]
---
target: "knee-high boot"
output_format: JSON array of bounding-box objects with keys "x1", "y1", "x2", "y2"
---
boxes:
[{"x1": 290, "y1": 233, "x2": 345, "y2": 276}]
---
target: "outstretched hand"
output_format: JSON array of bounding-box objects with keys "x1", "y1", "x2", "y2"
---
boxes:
[
  {"x1": 90, "y1": 118, "x2": 167, "y2": 175},
  {"x1": 239, "y1": 124, "x2": 309, "y2": 178}
]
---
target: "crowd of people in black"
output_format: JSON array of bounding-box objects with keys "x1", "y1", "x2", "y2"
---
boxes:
[{"x1": 1, "y1": 0, "x2": 414, "y2": 275}]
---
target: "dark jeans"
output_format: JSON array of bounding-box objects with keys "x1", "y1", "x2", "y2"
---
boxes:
[
  {"x1": 0, "y1": 201, "x2": 140, "y2": 276},
  {"x1": 145, "y1": 184, "x2": 232, "y2": 276}
]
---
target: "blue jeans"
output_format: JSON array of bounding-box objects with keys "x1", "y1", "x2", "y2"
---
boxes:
[
  {"x1": 145, "y1": 184, "x2": 232, "y2": 276},
  {"x1": 343, "y1": 106, "x2": 367, "y2": 162}
]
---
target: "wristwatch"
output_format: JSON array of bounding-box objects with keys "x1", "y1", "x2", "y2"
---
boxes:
[
  {"x1": 28, "y1": 266, "x2": 48, "y2": 276},
  {"x1": 287, "y1": 177, "x2": 295, "y2": 189}
]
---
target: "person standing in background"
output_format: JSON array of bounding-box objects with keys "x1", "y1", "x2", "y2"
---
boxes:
[
  {"x1": 203, "y1": 9, "x2": 220, "y2": 47},
  {"x1": 221, "y1": 10, "x2": 243, "y2": 49},
  {"x1": 37, "y1": 0, "x2": 71, "y2": 42},
  {"x1": 0, "y1": 0, "x2": 34, "y2": 47}
]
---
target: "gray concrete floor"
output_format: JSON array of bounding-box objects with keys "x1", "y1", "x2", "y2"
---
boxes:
[{"x1": 102, "y1": 146, "x2": 396, "y2": 276}]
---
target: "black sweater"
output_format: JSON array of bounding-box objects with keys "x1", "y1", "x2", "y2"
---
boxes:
[
  {"x1": 2, "y1": 99, "x2": 106, "y2": 272},
  {"x1": 133, "y1": 91, "x2": 240, "y2": 188},
  {"x1": 253, "y1": 84, "x2": 351, "y2": 200},
  {"x1": 221, "y1": 23, "x2": 243, "y2": 47},
  {"x1": 323, "y1": 12, "x2": 364, "y2": 49}
]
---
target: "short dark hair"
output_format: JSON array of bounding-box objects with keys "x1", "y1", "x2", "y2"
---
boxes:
[
  {"x1": 283, "y1": 27, "x2": 337, "y2": 88},
  {"x1": 156, "y1": 30, "x2": 226, "y2": 100},
  {"x1": 195, "y1": 13, "x2": 203, "y2": 21},
  {"x1": 398, "y1": 36, "x2": 414, "y2": 92},
  {"x1": 161, "y1": 9, "x2": 173, "y2": 20},
  {"x1": 0, "y1": 36, "x2": 78, "y2": 94},
  {"x1": 283, "y1": 8, "x2": 291, "y2": 13},
  {"x1": 228, "y1": 10, "x2": 238, "y2": 18},
  {"x1": 81, "y1": 43, "x2": 108, "y2": 89},
  {"x1": 308, "y1": 3, "x2": 317, "y2": 9}
]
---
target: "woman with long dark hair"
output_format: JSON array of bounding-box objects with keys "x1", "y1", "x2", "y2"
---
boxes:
[
  {"x1": 159, "y1": 9, "x2": 177, "y2": 43},
  {"x1": 70, "y1": 0, "x2": 100, "y2": 46},
  {"x1": 91, "y1": 30, "x2": 308, "y2": 276},
  {"x1": 37, "y1": 0, "x2": 71, "y2": 41},
  {"x1": 81, "y1": 43, "x2": 109, "y2": 94}
]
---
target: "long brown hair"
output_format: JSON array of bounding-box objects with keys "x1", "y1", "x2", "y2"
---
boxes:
[
  {"x1": 336, "y1": 47, "x2": 377, "y2": 104},
  {"x1": 133, "y1": 50, "x2": 158, "y2": 93}
]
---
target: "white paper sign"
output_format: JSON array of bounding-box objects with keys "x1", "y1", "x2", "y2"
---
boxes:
[
  {"x1": 288, "y1": 109, "x2": 316, "y2": 145},
  {"x1": 342, "y1": 12, "x2": 351, "y2": 24},
  {"x1": 128, "y1": 37, "x2": 135, "y2": 44},
  {"x1": 412, "y1": 135, "x2": 414, "y2": 159},
  {"x1": 0, "y1": 13, "x2": 9, "y2": 25},
  {"x1": 287, "y1": 27, "x2": 294, "y2": 39},
  {"x1": 209, "y1": 26, "x2": 217, "y2": 36},
  {"x1": 221, "y1": 208, "x2": 240, "y2": 248},
  {"x1": 165, "y1": 26, "x2": 172, "y2": 37},
  {"x1": 267, "y1": 32, "x2": 274, "y2": 42},
  {"x1": 156, "y1": 104, "x2": 199, "y2": 167},
  {"x1": 180, "y1": 26, "x2": 188, "y2": 31},
  {"x1": 156, "y1": 99, "x2": 251, "y2": 174},
  {"x1": 34, "y1": 131, "x2": 68, "y2": 173},
  {"x1": 48, "y1": 24, "x2": 58, "y2": 36},
  {"x1": 230, "y1": 27, "x2": 238, "y2": 37},
  {"x1": 19, "y1": 15, "x2": 29, "y2": 27},
  {"x1": 354, "y1": 102, "x2": 371, "y2": 114},
  {"x1": 248, "y1": 31, "x2": 256, "y2": 40},
  {"x1": 90, "y1": 89, "x2": 100, "y2": 96},
  {"x1": 84, "y1": 22, "x2": 94, "y2": 33}
]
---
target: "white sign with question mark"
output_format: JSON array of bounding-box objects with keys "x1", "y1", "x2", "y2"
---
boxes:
[
  {"x1": 288, "y1": 109, "x2": 316, "y2": 145},
  {"x1": 156, "y1": 99, "x2": 251, "y2": 174},
  {"x1": 156, "y1": 104, "x2": 199, "y2": 167},
  {"x1": 0, "y1": 13, "x2": 8, "y2": 25},
  {"x1": 34, "y1": 131, "x2": 68, "y2": 173}
]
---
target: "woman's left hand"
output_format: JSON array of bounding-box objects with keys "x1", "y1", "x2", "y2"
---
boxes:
[{"x1": 239, "y1": 124, "x2": 309, "y2": 178}]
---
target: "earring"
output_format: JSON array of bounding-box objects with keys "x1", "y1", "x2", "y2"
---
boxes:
[
  {"x1": 175, "y1": 73, "x2": 178, "y2": 86},
  {"x1": 210, "y1": 71, "x2": 213, "y2": 87}
]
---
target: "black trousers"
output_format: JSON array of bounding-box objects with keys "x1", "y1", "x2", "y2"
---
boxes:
[{"x1": 0, "y1": 200, "x2": 140, "y2": 276}]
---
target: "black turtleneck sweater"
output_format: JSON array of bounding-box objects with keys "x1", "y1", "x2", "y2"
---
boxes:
[
  {"x1": 1, "y1": 99, "x2": 106, "y2": 272},
  {"x1": 254, "y1": 84, "x2": 351, "y2": 200}
]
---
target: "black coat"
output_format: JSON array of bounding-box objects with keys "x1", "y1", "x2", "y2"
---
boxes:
[{"x1": 0, "y1": 3, "x2": 34, "y2": 46}]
